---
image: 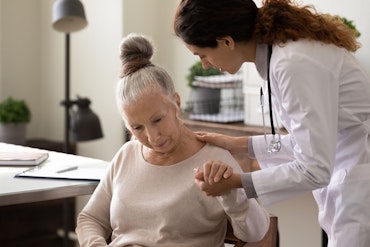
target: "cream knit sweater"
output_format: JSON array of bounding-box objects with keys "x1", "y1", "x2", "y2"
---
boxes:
[{"x1": 76, "y1": 140, "x2": 269, "y2": 247}]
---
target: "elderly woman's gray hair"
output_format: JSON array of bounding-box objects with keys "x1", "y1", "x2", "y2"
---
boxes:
[{"x1": 116, "y1": 33, "x2": 176, "y2": 108}]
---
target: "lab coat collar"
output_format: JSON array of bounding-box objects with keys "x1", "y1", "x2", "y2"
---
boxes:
[{"x1": 255, "y1": 43, "x2": 268, "y2": 80}]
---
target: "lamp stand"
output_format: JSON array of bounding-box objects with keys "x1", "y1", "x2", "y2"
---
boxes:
[{"x1": 63, "y1": 33, "x2": 72, "y2": 154}]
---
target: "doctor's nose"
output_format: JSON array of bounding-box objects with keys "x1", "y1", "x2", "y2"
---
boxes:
[{"x1": 201, "y1": 60, "x2": 213, "y2": 70}]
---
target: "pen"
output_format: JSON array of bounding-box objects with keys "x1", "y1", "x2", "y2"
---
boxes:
[{"x1": 56, "y1": 166, "x2": 78, "y2": 173}]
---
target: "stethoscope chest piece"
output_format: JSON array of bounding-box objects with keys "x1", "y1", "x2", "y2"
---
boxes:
[
  {"x1": 268, "y1": 136, "x2": 281, "y2": 153},
  {"x1": 261, "y1": 44, "x2": 281, "y2": 153}
]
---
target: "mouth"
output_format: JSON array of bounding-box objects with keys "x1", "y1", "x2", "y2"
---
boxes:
[{"x1": 152, "y1": 140, "x2": 167, "y2": 149}]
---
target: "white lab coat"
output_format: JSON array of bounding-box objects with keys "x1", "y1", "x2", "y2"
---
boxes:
[{"x1": 251, "y1": 40, "x2": 370, "y2": 246}]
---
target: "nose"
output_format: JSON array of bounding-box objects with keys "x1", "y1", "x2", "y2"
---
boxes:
[
  {"x1": 201, "y1": 60, "x2": 213, "y2": 70},
  {"x1": 146, "y1": 126, "x2": 160, "y2": 143}
]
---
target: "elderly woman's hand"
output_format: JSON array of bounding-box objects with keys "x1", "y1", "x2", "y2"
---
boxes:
[{"x1": 194, "y1": 165, "x2": 241, "y2": 197}]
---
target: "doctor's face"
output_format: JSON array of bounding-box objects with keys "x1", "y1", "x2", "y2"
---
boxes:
[{"x1": 185, "y1": 41, "x2": 245, "y2": 74}]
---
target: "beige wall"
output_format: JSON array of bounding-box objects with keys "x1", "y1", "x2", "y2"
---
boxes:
[
  {"x1": 122, "y1": 0, "x2": 196, "y2": 110},
  {"x1": 0, "y1": 0, "x2": 195, "y2": 161},
  {"x1": 1, "y1": 0, "x2": 125, "y2": 161},
  {"x1": 1, "y1": 1, "x2": 369, "y2": 247}
]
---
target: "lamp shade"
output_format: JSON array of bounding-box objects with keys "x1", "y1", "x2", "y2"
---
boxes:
[
  {"x1": 52, "y1": 0, "x2": 87, "y2": 33},
  {"x1": 70, "y1": 98, "x2": 103, "y2": 142}
]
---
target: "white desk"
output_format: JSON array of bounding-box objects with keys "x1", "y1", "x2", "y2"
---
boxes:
[
  {"x1": 0, "y1": 143, "x2": 109, "y2": 206},
  {"x1": 0, "y1": 142, "x2": 109, "y2": 246},
  {"x1": 0, "y1": 167, "x2": 100, "y2": 206}
]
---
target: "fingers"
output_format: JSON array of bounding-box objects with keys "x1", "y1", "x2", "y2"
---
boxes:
[
  {"x1": 194, "y1": 131, "x2": 209, "y2": 142},
  {"x1": 193, "y1": 167, "x2": 205, "y2": 181},
  {"x1": 194, "y1": 177, "x2": 215, "y2": 196},
  {"x1": 194, "y1": 176, "x2": 232, "y2": 197},
  {"x1": 194, "y1": 132, "x2": 232, "y2": 152},
  {"x1": 194, "y1": 177, "x2": 204, "y2": 188},
  {"x1": 223, "y1": 166, "x2": 233, "y2": 179},
  {"x1": 194, "y1": 131, "x2": 220, "y2": 143},
  {"x1": 194, "y1": 131, "x2": 208, "y2": 136},
  {"x1": 202, "y1": 160, "x2": 232, "y2": 185}
]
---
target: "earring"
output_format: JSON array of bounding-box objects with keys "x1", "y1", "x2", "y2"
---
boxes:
[{"x1": 219, "y1": 68, "x2": 222, "y2": 72}]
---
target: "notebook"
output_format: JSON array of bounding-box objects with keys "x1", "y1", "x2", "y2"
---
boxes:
[{"x1": 0, "y1": 152, "x2": 49, "y2": 166}]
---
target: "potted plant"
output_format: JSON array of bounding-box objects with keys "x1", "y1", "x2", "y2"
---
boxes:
[
  {"x1": 339, "y1": 16, "x2": 361, "y2": 38},
  {"x1": 0, "y1": 97, "x2": 31, "y2": 145},
  {"x1": 186, "y1": 61, "x2": 224, "y2": 114}
]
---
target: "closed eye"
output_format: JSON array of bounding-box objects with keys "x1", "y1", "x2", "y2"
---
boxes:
[
  {"x1": 153, "y1": 117, "x2": 162, "y2": 124},
  {"x1": 131, "y1": 125, "x2": 142, "y2": 131}
]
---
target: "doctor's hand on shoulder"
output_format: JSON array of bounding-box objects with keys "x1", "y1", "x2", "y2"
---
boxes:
[{"x1": 195, "y1": 131, "x2": 249, "y2": 156}]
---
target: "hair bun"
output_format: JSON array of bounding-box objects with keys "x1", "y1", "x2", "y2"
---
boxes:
[{"x1": 119, "y1": 33, "x2": 154, "y2": 78}]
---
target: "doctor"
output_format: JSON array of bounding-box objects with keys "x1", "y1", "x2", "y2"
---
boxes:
[{"x1": 174, "y1": 0, "x2": 370, "y2": 246}]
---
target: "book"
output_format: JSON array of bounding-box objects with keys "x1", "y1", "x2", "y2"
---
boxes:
[{"x1": 0, "y1": 151, "x2": 49, "y2": 166}]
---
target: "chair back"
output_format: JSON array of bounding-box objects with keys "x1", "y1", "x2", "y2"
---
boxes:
[{"x1": 224, "y1": 215, "x2": 278, "y2": 247}]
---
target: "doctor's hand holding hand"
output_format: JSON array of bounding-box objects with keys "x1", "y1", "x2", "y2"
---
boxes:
[
  {"x1": 195, "y1": 131, "x2": 249, "y2": 156},
  {"x1": 194, "y1": 161, "x2": 242, "y2": 196}
]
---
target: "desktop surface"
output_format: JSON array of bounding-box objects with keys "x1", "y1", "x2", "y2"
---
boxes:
[
  {"x1": 0, "y1": 142, "x2": 110, "y2": 246},
  {"x1": 0, "y1": 142, "x2": 109, "y2": 206}
]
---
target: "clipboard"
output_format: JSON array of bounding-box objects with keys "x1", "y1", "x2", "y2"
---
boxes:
[{"x1": 15, "y1": 162, "x2": 109, "y2": 181}]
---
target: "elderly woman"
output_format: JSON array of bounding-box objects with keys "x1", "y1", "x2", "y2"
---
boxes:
[{"x1": 75, "y1": 33, "x2": 269, "y2": 247}]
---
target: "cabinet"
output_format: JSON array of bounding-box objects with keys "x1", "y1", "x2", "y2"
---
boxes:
[
  {"x1": 0, "y1": 199, "x2": 75, "y2": 247},
  {"x1": 183, "y1": 118, "x2": 266, "y2": 172}
]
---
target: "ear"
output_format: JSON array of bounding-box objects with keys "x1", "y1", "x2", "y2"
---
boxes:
[
  {"x1": 216, "y1": 36, "x2": 235, "y2": 49},
  {"x1": 174, "y1": 92, "x2": 181, "y2": 108}
]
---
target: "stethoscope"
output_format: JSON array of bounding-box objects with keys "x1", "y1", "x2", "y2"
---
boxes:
[{"x1": 260, "y1": 45, "x2": 281, "y2": 153}]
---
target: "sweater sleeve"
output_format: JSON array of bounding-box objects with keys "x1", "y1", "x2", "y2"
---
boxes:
[
  {"x1": 215, "y1": 149, "x2": 270, "y2": 242},
  {"x1": 217, "y1": 188, "x2": 270, "y2": 242},
  {"x1": 76, "y1": 156, "x2": 116, "y2": 247}
]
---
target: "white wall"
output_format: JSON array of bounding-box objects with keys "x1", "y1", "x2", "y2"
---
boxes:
[
  {"x1": 0, "y1": 0, "x2": 194, "y2": 161},
  {"x1": 63, "y1": 0, "x2": 124, "y2": 160},
  {"x1": 0, "y1": 0, "x2": 41, "y2": 124},
  {"x1": 1, "y1": 1, "x2": 369, "y2": 247},
  {"x1": 1, "y1": 0, "x2": 124, "y2": 161},
  {"x1": 1, "y1": 0, "x2": 368, "y2": 166},
  {"x1": 121, "y1": 0, "x2": 195, "y2": 108}
]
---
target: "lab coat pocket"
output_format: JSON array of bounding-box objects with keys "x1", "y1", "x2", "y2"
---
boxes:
[
  {"x1": 331, "y1": 169, "x2": 370, "y2": 247},
  {"x1": 342, "y1": 164, "x2": 370, "y2": 183},
  {"x1": 330, "y1": 164, "x2": 370, "y2": 186},
  {"x1": 313, "y1": 164, "x2": 370, "y2": 236}
]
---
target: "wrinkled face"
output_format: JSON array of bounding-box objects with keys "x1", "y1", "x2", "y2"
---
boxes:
[
  {"x1": 185, "y1": 39, "x2": 244, "y2": 74},
  {"x1": 122, "y1": 90, "x2": 181, "y2": 154}
]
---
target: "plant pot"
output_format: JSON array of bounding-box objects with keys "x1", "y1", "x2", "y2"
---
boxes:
[
  {"x1": 188, "y1": 87, "x2": 221, "y2": 114},
  {"x1": 0, "y1": 123, "x2": 27, "y2": 145}
]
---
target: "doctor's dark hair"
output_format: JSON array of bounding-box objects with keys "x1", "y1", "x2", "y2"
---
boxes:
[
  {"x1": 174, "y1": 0, "x2": 360, "y2": 52},
  {"x1": 116, "y1": 33, "x2": 176, "y2": 107},
  {"x1": 174, "y1": 0, "x2": 258, "y2": 48}
]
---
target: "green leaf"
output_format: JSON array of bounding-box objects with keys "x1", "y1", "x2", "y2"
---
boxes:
[
  {"x1": 0, "y1": 97, "x2": 31, "y2": 123},
  {"x1": 186, "y1": 61, "x2": 224, "y2": 87}
]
